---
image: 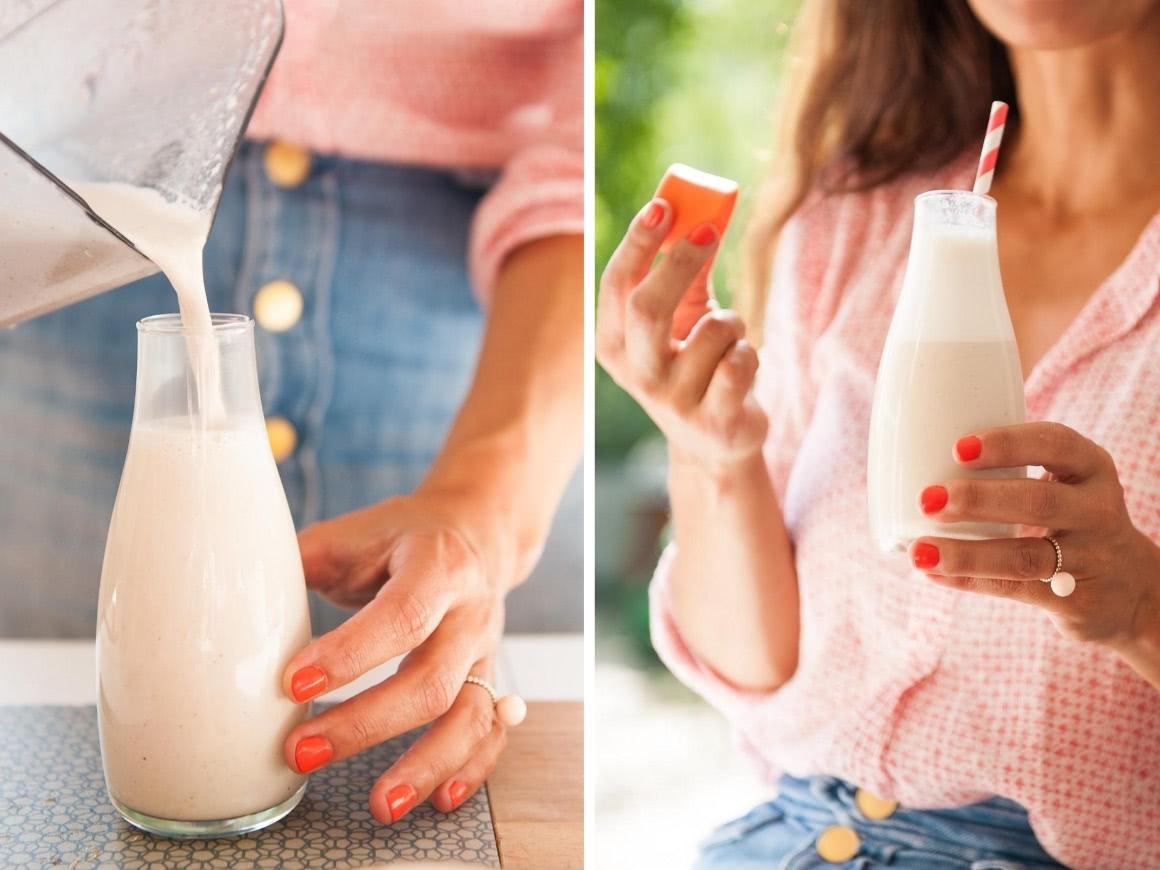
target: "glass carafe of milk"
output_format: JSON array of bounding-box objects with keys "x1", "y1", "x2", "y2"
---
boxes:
[
  {"x1": 97, "y1": 314, "x2": 311, "y2": 838},
  {"x1": 868, "y1": 191, "x2": 1026, "y2": 553}
]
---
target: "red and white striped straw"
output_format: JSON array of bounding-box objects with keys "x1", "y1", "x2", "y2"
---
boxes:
[{"x1": 972, "y1": 100, "x2": 1009, "y2": 195}]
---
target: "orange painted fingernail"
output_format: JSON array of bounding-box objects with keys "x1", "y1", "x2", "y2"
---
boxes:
[
  {"x1": 640, "y1": 200, "x2": 664, "y2": 229},
  {"x1": 920, "y1": 485, "x2": 948, "y2": 515},
  {"x1": 290, "y1": 665, "x2": 327, "y2": 702},
  {"x1": 449, "y1": 781, "x2": 469, "y2": 809},
  {"x1": 955, "y1": 435, "x2": 982, "y2": 462},
  {"x1": 294, "y1": 735, "x2": 332, "y2": 773},
  {"x1": 388, "y1": 783, "x2": 418, "y2": 822},
  {"x1": 688, "y1": 223, "x2": 717, "y2": 246},
  {"x1": 913, "y1": 542, "x2": 940, "y2": 569}
]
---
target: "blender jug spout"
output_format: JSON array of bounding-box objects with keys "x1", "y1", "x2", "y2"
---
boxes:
[{"x1": 0, "y1": 0, "x2": 284, "y2": 328}]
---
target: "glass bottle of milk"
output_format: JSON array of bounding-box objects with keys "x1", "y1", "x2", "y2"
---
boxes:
[
  {"x1": 868, "y1": 191, "x2": 1026, "y2": 553},
  {"x1": 96, "y1": 314, "x2": 311, "y2": 837}
]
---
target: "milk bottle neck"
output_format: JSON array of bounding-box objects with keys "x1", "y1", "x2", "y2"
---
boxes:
[
  {"x1": 899, "y1": 190, "x2": 1013, "y2": 345},
  {"x1": 134, "y1": 314, "x2": 263, "y2": 429},
  {"x1": 913, "y1": 189, "x2": 998, "y2": 239}
]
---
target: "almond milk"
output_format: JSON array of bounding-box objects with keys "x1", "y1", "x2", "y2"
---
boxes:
[
  {"x1": 90, "y1": 182, "x2": 311, "y2": 834},
  {"x1": 868, "y1": 192, "x2": 1027, "y2": 553}
]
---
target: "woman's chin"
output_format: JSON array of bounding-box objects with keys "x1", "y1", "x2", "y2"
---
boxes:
[{"x1": 966, "y1": 0, "x2": 1159, "y2": 50}]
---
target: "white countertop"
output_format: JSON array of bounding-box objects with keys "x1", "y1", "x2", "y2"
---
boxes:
[{"x1": 0, "y1": 633, "x2": 583, "y2": 705}]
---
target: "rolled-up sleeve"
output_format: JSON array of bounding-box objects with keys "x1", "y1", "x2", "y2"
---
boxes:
[
  {"x1": 469, "y1": 143, "x2": 584, "y2": 304},
  {"x1": 467, "y1": 18, "x2": 583, "y2": 305}
]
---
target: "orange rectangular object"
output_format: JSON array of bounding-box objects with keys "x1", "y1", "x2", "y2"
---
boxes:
[{"x1": 654, "y1": 163, "x2": 740, "y2": 250}]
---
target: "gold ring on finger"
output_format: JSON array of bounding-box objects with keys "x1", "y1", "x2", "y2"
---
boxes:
[
  {"x1": 464, "y1": 674, "x2": 498, "y2": 705},
  {"x1": 464, "y1": 675, "x2": 527, "y2": 727},
  {"x1": 1040, "y1": 536, "x2": 1075, "y2": 597}
]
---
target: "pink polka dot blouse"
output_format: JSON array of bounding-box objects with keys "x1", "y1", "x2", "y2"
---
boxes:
[
  {"x1": 651, "y1": 151, "x2": 1160, "y2": 870},
  {"x1": 245, "y1": 0, "x2": 583, "y2": 304}
]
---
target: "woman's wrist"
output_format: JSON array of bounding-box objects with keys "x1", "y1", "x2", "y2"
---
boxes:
[
  {"x1": 1107, "y1": 531, "x2": 1160, "y2": 681},
  {"x1": 417, "y1": 437, "x2": 552, "y2": 594},
  {"x1": 668, "y1": 443, "x2": 768, "y2": 494}
]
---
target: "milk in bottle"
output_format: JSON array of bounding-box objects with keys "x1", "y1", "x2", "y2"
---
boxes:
[
  {"x1": 867, "y1": 191, "x2": 1026, "y2": 553},
  {"x1": 92, "y1": 187, "x2": 311, "y2": 837}
]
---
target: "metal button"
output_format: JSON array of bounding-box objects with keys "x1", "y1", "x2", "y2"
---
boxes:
[
  {"x1": 253, "y1": 279, "x2": 303, "y2": 333},
  {"x1": 816, "y1": 825, "x2": 861, "y2": 863},
  {"x1": 855, "y1": 788, "x2": 899, "y2": 821},
  {"x1": 265, "y1": 416, "x2": 297, "y2": 463},
  {"x1": 263, "y1": 140, "x2": 312, "y2": 188}
]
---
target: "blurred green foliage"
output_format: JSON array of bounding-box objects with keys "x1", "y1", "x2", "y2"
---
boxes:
[{"x1": 595, "y1": 0, "x2": 801, "y2": 460}]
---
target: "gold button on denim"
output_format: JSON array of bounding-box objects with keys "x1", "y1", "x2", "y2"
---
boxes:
[
  {"x1": 855, "y1": 788, "x2": 899, "y2": 821},
  {"x1": 263, "y1": 140, "x2": 312, "y2": 188},
  {"x1": 816, "y1": 825, "x2": 860, "y2": 863},
  {"x1": 253, "y1": 279, "x2": 303, "y2": 333},
  {"x1": 265, "y1": 416, "x2": 297, "y2": 463}
]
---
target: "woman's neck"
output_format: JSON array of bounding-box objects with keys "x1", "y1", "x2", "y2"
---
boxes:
[{"x1": 1000, "y1": 7, "x2": 1160, "y2": 216}]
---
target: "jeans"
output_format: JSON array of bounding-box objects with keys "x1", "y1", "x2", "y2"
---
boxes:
[
  {"x1": 696, "y1": 776, "x2": 1064, "y2": 870},
  {"x1": 0, "y1": 143, "x2": 486, "y2": 637}
]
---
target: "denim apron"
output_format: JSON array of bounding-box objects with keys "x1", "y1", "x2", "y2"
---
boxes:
[{"x1": 0, "y1": 143, "x2": 486, "y2": 637}]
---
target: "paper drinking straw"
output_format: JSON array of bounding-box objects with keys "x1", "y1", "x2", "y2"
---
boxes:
[{"x1": 972, "y1": 101, "x2": 1009, "y2": 195}]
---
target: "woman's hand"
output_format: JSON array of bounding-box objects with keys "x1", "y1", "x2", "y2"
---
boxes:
[
  {"x1": 279, "y1": 494, "x2": 513, "y2": 824},
  {"x1": 910, "y1": 422, "x2": 1160, "y2": 649},
  {"x1": 596, "y1": 198, "x2": 768, "y2": 473}
]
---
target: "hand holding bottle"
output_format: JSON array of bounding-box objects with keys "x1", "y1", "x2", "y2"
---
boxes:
[
  {"x1": 909, "y1": 422, "x2": 1160, "y2": 679},
  {"x1": 278, "y1": 494, "x2": 514, "y2": 824}
]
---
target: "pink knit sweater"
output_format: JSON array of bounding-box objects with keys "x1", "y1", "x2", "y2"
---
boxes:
[
  {"x1": 246, "y1": 0, "x2": 583, "y2": 304},
  {"x1": 652, "y1": 152, "x2": 1160, "y2": 870}
]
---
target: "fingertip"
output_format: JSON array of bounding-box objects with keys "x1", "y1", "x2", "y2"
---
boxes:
[
  {"x1": 429, "y1": 782, "x2": 457, "y2": 814},
  {"x1": 687, "y1": 222, "x2": 718, "y2": 246},
  {"x1": 954, "y1": 434, "x2": 983, "y2": 463},
  {"x1": 368, "y1": 789, "x2": 393, "y2": 826},
  {"x1": 637, "y1": 197, "x2": 671, "y2": 231},
  {"x1": 286, "y1": 662, "x2": 328, "y2": 703}
]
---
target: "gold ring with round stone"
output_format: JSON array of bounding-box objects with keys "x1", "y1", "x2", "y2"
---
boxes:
[
  {"x1": 464, "y1": 674, "x2": 498, "y2": 705},
  {"x1": 1041, "y1": 536, "x2": 1063, "y2": 582},
  {"x1": 464, "y1": 675, "x2": 528, "y2": 727},
  {"x1": 1040, "y1": 536, "x2": 1076, "y2": 598}
]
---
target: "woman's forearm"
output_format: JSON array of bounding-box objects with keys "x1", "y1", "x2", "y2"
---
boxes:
[
  {"x1": 667, "y1": 451, "x2": 801, "y2": 691},
  {"x1": 418, "y1": 234, "x2": 583, "y2": 590}
]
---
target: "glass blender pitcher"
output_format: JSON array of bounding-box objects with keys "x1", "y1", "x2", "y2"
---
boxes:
[{"x1": 0, "y1": 0, "x2": 284, "y2": 326}]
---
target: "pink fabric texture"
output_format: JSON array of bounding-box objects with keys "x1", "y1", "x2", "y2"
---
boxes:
[
  {"x1": 651, "y1": 151, "x2": 1160, "y2": 870},
  {"x1": 245, "y1": 0, "x2": 583, "y2": 304}
]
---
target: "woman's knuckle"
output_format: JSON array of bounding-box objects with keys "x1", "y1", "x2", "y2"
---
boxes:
[
  {"x1": 994, "y1": 579, "x2": 1023, "y2": 598},
  {"x1": 626, "y1": 289, "x2": 662, "y2": 323},
  {"x1": 1011, "y1": 542, "x2": 1041, "y2": 579},
  {"x1": 348, "y1": 713, "x2": 378, "y2": 749},
  {"x1": 418, "y1": 671, "x2": 459, "y2": 719},
  {"x1": 699, "y1": 316, "x2": 731, "y2": 343},
  {"x1": 960, "y1": 482, "x2": 984, "y2": 513},
  {"x1": 942, "y1": 545, "x2": 970, "y2": 575},
  {"x1": 390, "y1": 591, "x2": 434, "y2": 645},
  {"x1": 595, "y1": 329, "x2": 621, "y2": 364},
  {"x1": 1045, "y1": 423, "x2": 1078, "y2": 456},
  {"x1": 463, "y1": 699, "x2": 496, "y2": 743},
  {"x1": 336, "y1": 643, "x2": 367, "y2": 680},
  {"x1": 1028, "y1": 484, "x2": 1059, "y2": 520},
  {"x1": 667, "y1": 245, "x2": 702, "y2": 273}
]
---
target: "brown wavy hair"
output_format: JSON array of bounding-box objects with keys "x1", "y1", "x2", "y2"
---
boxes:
[{"x1": 740, "y1": 0, "x2": 1016, "y2": 338}]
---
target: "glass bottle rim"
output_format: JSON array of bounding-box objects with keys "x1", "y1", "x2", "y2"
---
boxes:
[
  {"x1": 136, "y1": 313, "x2": 253, "y2": 335},
  {"x1": 915, "y1": 189, "x2": 996, "y2": 208}
]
